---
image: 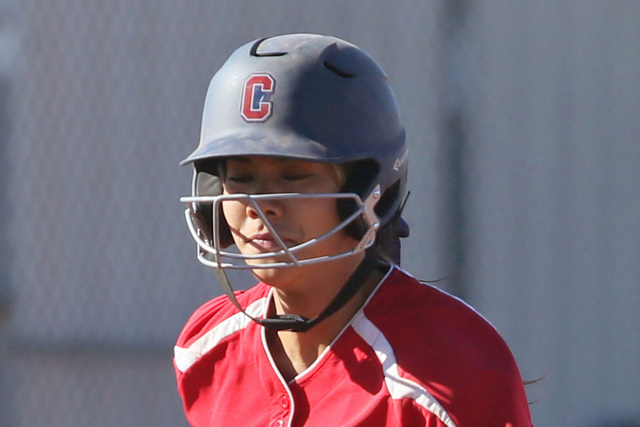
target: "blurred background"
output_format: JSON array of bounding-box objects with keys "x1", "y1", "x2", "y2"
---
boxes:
[{"x1": 1, "y1": 1, "x2": 639, "y2": 426}]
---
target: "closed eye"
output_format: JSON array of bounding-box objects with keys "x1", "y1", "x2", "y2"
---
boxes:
[
  {"x1": 226, "y1": 175, "x2": 253, "y2": 183},
  {"x1": 283, "y1": 173, "x2": 312, "y2": 181}
]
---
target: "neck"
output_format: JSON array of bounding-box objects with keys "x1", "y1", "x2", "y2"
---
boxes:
[
  {"x1": 265, "y1": 258, "x2": 385, "y2": 381},
  {"x1": 271, "y1": 251, "x2": 366, "y2": 318}
]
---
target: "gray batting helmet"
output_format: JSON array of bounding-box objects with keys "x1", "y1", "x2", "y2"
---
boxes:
[{"x1": 181, "y1": 33, "x2": 408, "y2": 269}]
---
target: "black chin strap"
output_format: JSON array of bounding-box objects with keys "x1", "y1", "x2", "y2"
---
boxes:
[{"x1": 213, "y1": 248, "x2": 382, "y2": 333}]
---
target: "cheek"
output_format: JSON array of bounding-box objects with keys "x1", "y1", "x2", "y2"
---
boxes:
[
  {"x1": 221, "y1": 200, "x2": 245, "y2": 231},
  {"x1": 304, "y1": 200, "x2": 343, "y2": 233}
]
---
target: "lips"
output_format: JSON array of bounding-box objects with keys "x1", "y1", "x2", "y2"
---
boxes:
[{"x1": 246, "y1": 232, "x2": 295, "y2": 251}]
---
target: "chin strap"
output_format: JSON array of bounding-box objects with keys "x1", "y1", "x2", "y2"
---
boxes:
[{"x1": 213, "y1": 247, "x2": 382, "y2": 333}]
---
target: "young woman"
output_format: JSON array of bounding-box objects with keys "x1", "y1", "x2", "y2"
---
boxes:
[{"x1": 175, "y1": 33, "x2": 533, "y2": 426}]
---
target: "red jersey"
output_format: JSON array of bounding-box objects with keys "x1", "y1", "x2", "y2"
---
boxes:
[{"x1": 174, "y1": 267, "x2": 533, "y2": 426}]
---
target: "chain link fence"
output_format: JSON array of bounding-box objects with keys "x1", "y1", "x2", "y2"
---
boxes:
[
  {"x1": 3, "y1": 1, "x2": 640, "y2": 426},
  {"x1": 1, "y1": 1, "x2": 444, "y2": 425},
  {"x1": 3, "y1": 1, "x2": 260, "y2": 425}
]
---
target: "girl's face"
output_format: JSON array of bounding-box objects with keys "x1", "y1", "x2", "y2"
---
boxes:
[{"x1": 221, "y1": 155, "x2": 357, "y2": 282}]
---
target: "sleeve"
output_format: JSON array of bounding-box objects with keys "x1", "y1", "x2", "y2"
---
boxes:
[
  {"x1": 457, "y1": 344, "x2": 533, "y2": 426},
  {"x1": 438, "y1": 293, "x2": 533, "y2": 426},
  {"x1": 370, "y1": 273, "x2": 533, "y2": 426},
  {"x1": 423, "y1": 303, "x2": 534, "y2": 426}
]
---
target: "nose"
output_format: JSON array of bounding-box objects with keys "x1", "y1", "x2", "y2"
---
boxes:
[
  {"x1": 245, "y1": 181, "x2": 285, "y2": 220},
  {"x1": 246, "y1": 197, "x2": 284, "y2": 220}
]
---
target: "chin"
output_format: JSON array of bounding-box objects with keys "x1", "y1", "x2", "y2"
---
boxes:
[{"x1": 250, "y1": 265, "x2": 298, "y2": 288}]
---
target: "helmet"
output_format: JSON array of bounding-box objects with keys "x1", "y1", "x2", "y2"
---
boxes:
[
  {"x1": 180, "y1": 33, "x2": 409, "y2": 331},
  {"x1": 181, "y1": 33, "x2": 408, "y2": 268}
]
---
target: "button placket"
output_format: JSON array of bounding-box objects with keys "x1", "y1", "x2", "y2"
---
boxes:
[{"x1": 280, "y1": 394, "x2": 290, "y2": 410}]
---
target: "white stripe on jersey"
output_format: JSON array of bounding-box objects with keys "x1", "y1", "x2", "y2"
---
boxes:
[
  {"x1": 351, "y1": 310, "x2": 458, "y2": 427},
  {"x1": 174, "y1": 298, "x2": 267, "y2": 373}
]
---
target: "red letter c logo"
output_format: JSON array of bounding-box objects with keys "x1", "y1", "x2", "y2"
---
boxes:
[{"x1": 241, "y1": 74, "x2": 275, "y2": 122}]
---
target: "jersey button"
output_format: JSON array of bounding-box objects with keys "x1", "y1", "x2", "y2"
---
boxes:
[
  {"x1": 280, "y1": 395, "x2": 290, "y2": 409},
  {"x1": 272, "y1": 419, "x2": 284, "y2": 427}
]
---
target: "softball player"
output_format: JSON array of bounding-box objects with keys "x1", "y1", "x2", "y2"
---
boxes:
[{"x1": 174, "y1": 33, "x2": 533, "y2": 426}]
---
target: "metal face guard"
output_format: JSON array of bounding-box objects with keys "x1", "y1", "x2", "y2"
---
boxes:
[{"x1": 180, "y1": 187, "x2": 381, "y2": 270}]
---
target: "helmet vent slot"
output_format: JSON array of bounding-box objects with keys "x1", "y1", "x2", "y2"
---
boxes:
[
  {"x1": 323, "y1": 60, "x2": 356, "y2": 78},
  {"x1": 251, "y1": 34, "x2": 322, "y2": 57},
  {"x1": 250, "y1": 37, "x2": 287, "y2": 57}
]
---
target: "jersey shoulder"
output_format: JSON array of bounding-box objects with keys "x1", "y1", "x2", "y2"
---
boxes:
[
  {"x1": 364, "y1": 267, "x2": 532, "y2": 425},
  {"x1": 368, "y1": 268, "x2": 514, "y2": 367},
  {"x1": 175, "y1": 282, "x2": 269, "y2": 349}
]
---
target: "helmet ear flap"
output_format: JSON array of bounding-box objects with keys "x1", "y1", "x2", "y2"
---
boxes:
[
  {"x1": 193, "y1": 162, "x2": 235, "y2": 249},
  {"x1": 336, "y1": 159, "x2": 409, "y2": 264},
  {"x1": 337, "y1": 160, "x2": 379, "y2": 239}
]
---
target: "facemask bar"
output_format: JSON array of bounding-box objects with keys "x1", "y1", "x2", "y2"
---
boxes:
[{"x1": 180, "y1": 187, "x2": 381, "y2": 270}]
